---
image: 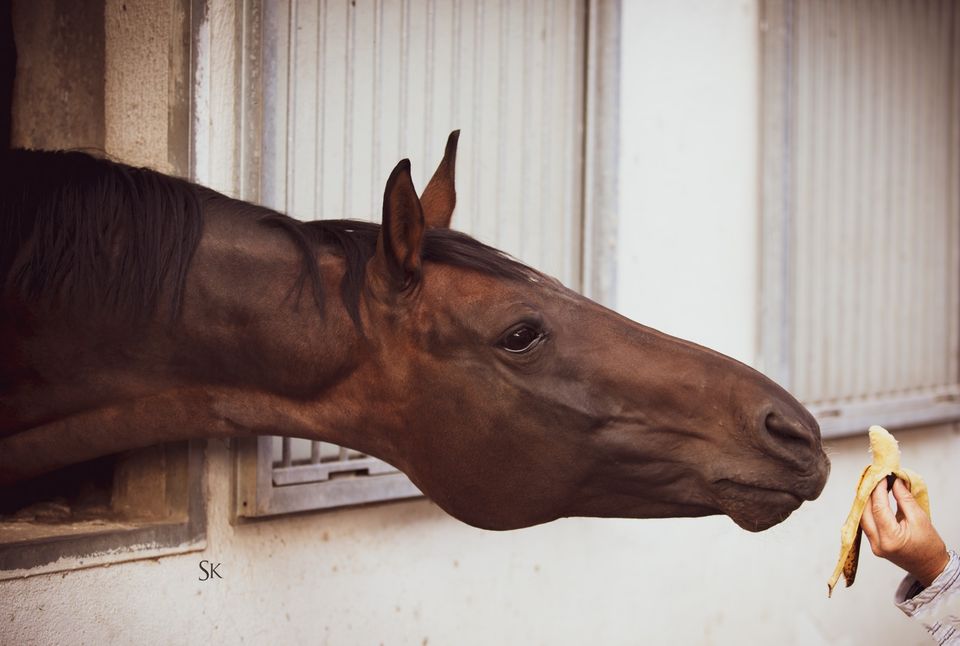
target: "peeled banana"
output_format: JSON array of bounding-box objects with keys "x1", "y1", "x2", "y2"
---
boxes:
[{"x1": 827, "y1": 425, "x2": 931, "y2": 597}]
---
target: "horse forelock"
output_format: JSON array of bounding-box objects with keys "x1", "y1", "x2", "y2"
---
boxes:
[{"x1": 0, "y1": 149, "x2": 541, "y2": 326}]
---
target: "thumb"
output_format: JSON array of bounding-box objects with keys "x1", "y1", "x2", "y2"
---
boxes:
[{"x1": 891, "y1": 477, "x2": 924, "y2": 523}]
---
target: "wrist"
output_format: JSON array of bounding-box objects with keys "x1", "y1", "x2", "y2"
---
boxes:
[{"x1": 914, "y1": 549, "x2": 950, "y2": 588}]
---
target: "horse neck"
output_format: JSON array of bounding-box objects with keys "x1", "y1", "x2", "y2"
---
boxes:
[
  {"x1": 181, "y1": 202, "x2": 388, "y2": 454},
  {"x1": 0, "y1": 200, "x2": 391, "y2": 484}
]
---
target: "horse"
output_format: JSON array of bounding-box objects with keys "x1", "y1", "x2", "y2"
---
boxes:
[{"x1": 0, "y1": 132, "x2": 829, "y2": 531}]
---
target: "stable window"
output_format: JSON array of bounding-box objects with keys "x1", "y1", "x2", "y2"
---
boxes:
[
  {"x1": 759, "y1": 0, "x2": 960, "y2": 437},
  {"x1": 0, "y1": 443, "x2": 206, "y2": 578},
  {"x1": 1, "y1": 0, "x2": 205, "y2": 577},
  {"x1": 193, "y1": 0, "x2": 619, "y2": 516}
]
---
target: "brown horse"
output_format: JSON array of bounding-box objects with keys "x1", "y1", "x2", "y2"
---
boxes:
[{"x1": 0, "y1": 133, "x2": 829, "y2": 531}]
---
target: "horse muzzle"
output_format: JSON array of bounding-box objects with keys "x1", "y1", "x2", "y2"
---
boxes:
[{"x1": 712, "y1": 448, "x2": 830, "y2": 531}]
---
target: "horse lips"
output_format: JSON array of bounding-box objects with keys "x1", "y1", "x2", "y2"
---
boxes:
[{"x1": 826, "y1": 425, "x2": 931, "y2": 597}]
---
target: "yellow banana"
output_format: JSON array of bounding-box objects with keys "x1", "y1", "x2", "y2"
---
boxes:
[{"x1": 827, "y1": 425, "x2": 930, "y2": 597}]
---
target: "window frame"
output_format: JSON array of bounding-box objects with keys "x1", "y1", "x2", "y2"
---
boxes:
[
  {"x1": 1, "y1": 0, "x2": 207, "y2": 578},
  {"x1": 216, "y1": 0, "x2": 622, "y2": 517},
  {"x1": 758, "y1": 0, "x2": 960, "y2": 438},
  {"x1": 0, "y1": 441, "x2": 206, "y2": 579}
]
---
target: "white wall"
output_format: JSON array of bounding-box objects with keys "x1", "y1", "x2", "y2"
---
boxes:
[
  {"x1": 614, "y1": 2, "x2": 960, "y2": 646},
  {"x1": 617, "y1": 0, "x2": 759, "y2": 364},
  {"x1": 3, "y1": 1, "x2": 959, "y2": 645},
  {"x1": 5, "y1": 430, "x2": 954, "y2": 646}
]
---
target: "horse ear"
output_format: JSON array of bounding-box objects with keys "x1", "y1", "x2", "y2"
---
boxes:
[
  {"x1": 373, "y1": 159, "x2": 425, "y2": 291},
  {"x1": 419, "y1": 130, "x2": 460, "y2": 229}
]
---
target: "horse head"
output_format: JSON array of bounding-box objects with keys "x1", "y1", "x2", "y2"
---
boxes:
[
  {"x1": 0, "y1": 138, "x2": 829, "y2": 532},
  {"x1": 348, "y1": 132, "x2": 830, "y2": 531}
]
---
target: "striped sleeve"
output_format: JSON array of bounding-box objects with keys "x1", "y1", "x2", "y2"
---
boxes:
[{"x1": 895, "y1": 550, "x2": 960, "y2": 646}]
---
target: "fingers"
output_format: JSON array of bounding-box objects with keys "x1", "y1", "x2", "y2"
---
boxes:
[
  {"x1": 868, "y1": 477, "x2": 901, "y2": 536},
  {"x1": 891, "y1": 478, "x2": 922, "y2": 523},
  {"x1": 860, "y1": 477, "x2": 887, "y2": 544}
]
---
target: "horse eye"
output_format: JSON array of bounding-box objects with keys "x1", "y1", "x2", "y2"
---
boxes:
[{"x1": 500, "y1": 325, "x2": 543, "y2": 353}]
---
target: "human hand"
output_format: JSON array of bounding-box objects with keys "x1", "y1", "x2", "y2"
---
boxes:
[{"x1": 860, "y1": 477, "x2": 950, "y2": 587}]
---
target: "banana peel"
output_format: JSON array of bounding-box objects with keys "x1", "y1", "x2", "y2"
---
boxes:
[{"x1": 827, "y1": 425, "x2": 930, "y2": 597}]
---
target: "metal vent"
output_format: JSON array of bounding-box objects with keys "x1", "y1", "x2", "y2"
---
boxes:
[{"x1": 270, "y1": 438, "x2": 397, "y2": 486}]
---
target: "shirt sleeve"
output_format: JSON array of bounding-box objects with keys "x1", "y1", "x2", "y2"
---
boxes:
[{"x1": 894, "y1": 550, "x2": 960, "y2": 645}]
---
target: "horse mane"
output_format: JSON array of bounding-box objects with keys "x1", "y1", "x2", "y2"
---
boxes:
[
  {"x1": 0, "y1": 149, "x2": 538, "y2": 325},
  {"x1": 0, "y1": 149, "x2": 204, "y2": 320},
  {"x1": 260, "y1": 215, "x2": 540, "y2": 327}
]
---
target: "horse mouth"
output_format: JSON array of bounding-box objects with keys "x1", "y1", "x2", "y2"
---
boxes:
[{"x1": 713, "y1": 479, "x2": 807, "y2": 532}]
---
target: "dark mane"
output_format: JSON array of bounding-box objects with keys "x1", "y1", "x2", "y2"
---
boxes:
[
  {"x1": 1, "y1": 149, "x2": 539, "y2": 325},
  {"x1": 259, "y1": 215, "x2": 540, "y2": 326},
  {"x1": 0, "y1": 149, "x2": 203, "y2": 320}
]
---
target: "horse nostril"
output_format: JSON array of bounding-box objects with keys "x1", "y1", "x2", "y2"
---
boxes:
[{"x1": 764, "y1": 411, "x2": 816, "y2": 450}]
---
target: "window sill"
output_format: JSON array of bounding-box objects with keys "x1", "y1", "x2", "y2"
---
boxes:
[
  {"x1": 811, "y1": 386, "x2": 960, "y2": 439},
  {"x1": 0, "y1": 441, "x2": 206, "y2": 580}
]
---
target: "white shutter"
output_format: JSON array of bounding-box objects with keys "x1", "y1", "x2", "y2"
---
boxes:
[
  {"x1": 247, "y1": 0, "x2": 585, "y2": 287},
  {"x1": 221, "y1": 0, "x2": 591, "y2": 516},
  {"x1": 760, "y1": 0, "x2": 960, "y2": 436}
]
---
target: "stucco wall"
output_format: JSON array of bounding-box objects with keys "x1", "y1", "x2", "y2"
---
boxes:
[
  {"x1": 11, "y1": 0, "x2": 188, "y2": 169},
  {"x1": 10, "y1": 0, "x2": 106, "y2": 151},
  {"x1": 102, "y1": 0, "x2": 176, "y2": 170},
  {"x1": 4, "y1": 427, "x2": 959, "y2": 645},
  {"x1": 3, "y1": 1, "x2": 959, "y2": 645}
]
